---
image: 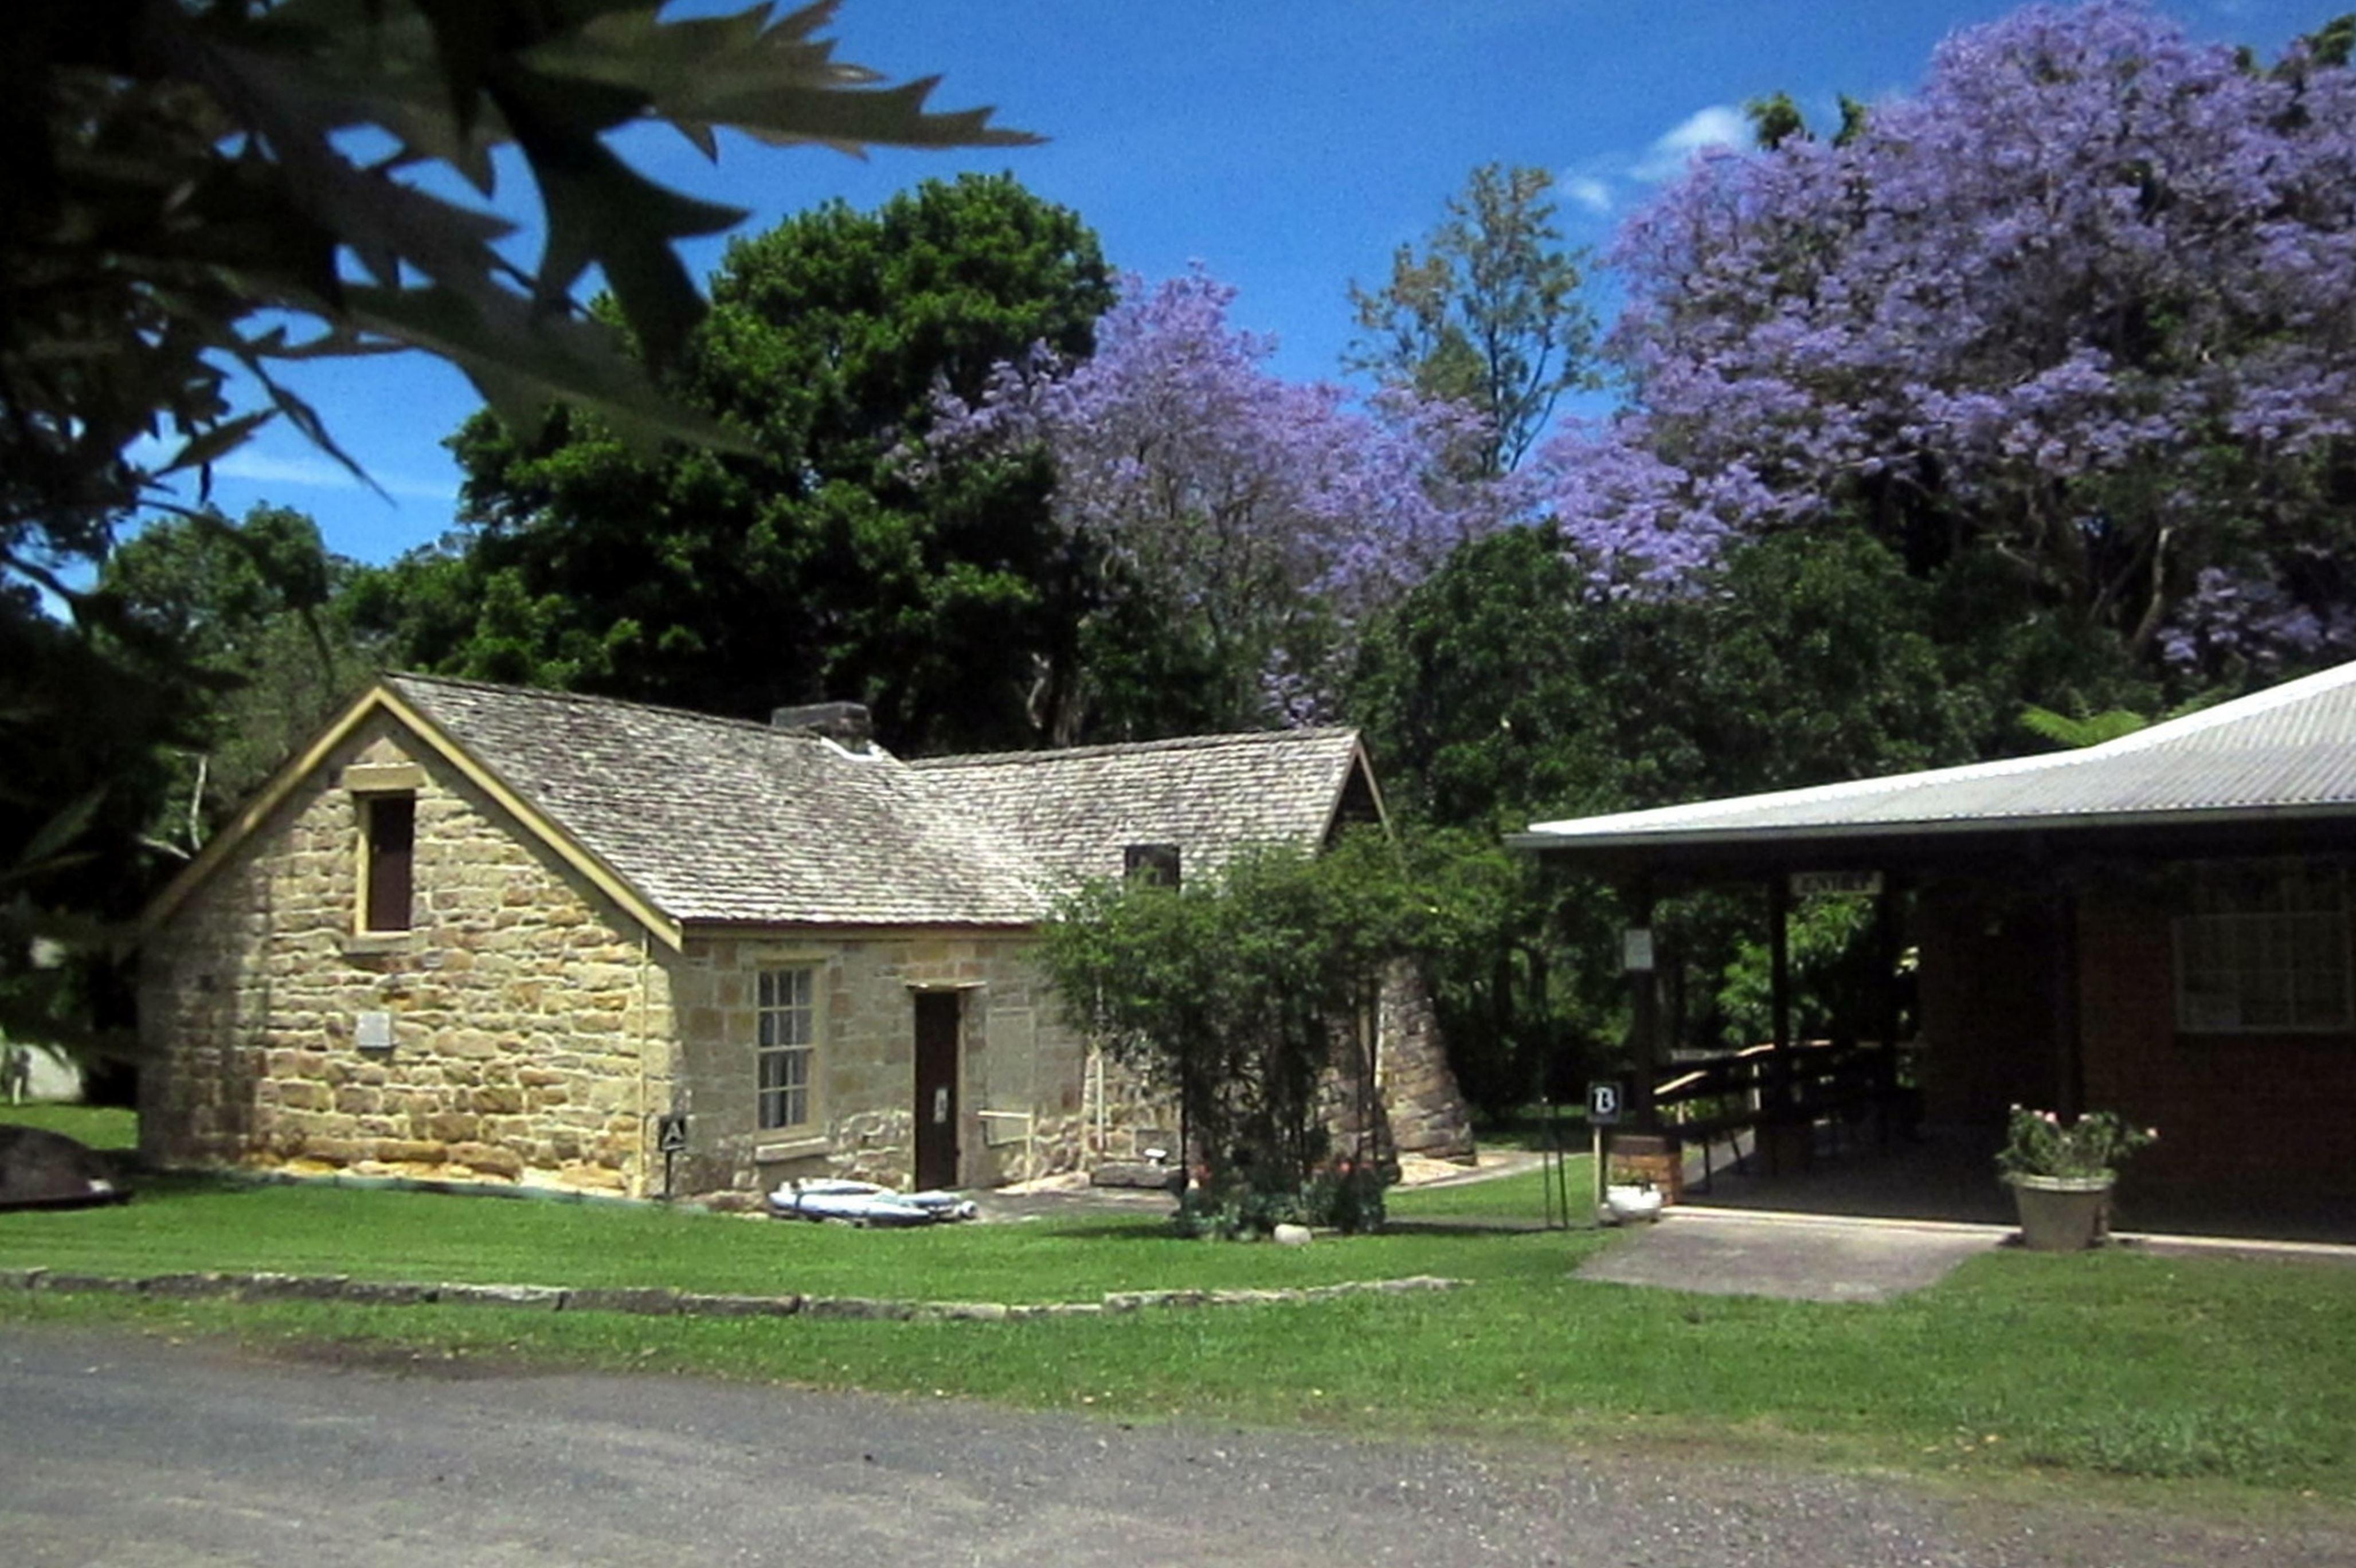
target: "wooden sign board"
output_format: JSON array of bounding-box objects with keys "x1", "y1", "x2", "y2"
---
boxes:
[{"x1": 1790, "y1": 871, "x2": 1884, "y2": 898}]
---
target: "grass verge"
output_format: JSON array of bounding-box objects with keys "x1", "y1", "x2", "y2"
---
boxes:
[
  {"x1": 5, "y1": 1249, "x2": 2349, "y2": 1506},
  {"x1": 3, "y1": 1162, "x2": 2352, "y2": 1502}
]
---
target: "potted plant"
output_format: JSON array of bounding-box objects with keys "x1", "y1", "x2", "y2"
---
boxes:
[{"x1": 1997, "y1": 1106, "x2": 2158, "y2": 1251}]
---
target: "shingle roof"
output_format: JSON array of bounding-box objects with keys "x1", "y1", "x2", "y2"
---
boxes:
[
  {"x1": 386, "y1": 676, "x2": 1363, "y2": 928},
  {"x1": 390, "y1": 676, "x2": 1046, "y2": 927},
  {"x1": 1512, "y1": 659, "x2": 2356, "y2": 855},
  {"x1": 909, "y1": 729, "x2": 1370, "y2": 889}
]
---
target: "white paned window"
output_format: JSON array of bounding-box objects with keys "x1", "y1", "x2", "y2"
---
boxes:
[
  {"x1": 757, "y1": 967, "x2": 817, "y2": 1130},
  {"x1": 2175, "y1": 863, "x2": 2351, "y2": 1033}
]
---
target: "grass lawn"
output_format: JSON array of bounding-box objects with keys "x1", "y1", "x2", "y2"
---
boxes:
[
  {"x1": 5, "y1": 1118, "x2": 2352, "y2": 1503},
  {"x1": 1, "y1": 1103, "x2": 136, "y2": 1151},
  {"x1": 1386, "y1": 1159, "x2": 1584, "y2": 1221}
]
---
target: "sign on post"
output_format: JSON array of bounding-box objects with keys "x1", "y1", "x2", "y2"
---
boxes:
[
  {"x1": 656, "y1": 1113, "x2": 688, "y2": 1201},
  {"x1": 1587, "y1": 1080, "x2": 1623, "y2": 1126},
  {"x1": 1584, "y1": 1080, "x2": 1624, "y2": 1228}
]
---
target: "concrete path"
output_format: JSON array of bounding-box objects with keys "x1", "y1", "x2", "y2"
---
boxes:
[{"x1": 1575, "y1": 1209, "x2": 2007, "y2": 1303}]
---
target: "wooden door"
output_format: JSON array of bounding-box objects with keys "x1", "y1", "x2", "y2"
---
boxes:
[{"x1": 913, "y1": 991, "x2": 961, "y2": 1190}]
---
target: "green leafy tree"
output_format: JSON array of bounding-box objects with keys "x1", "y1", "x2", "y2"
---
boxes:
[
  {"x1": 372, "y1": 176, "x2": 1116, "y2": 752},
  {"x1": 98, "y1": 505, "x2": 381, "y2": 857},
  {"x1": 1348, "y1": 523, "x2": 2093, "y2": 1093},
  {"x1": 6, "y1": 0, "x2": 1030, "y2": 1056},
  {"x1": 1347, "y1": 164, "x2": 1595, "y2": 475},
  {"x1": 1349, "y1": 523, "x2": 2099, "y2": 834},
  {"x1": 1039, "y1": 834, "x2": 1418, "y2": 1233},
  {"x1": 7, "y1": 0, "x2": 1035, "y2": 574}
]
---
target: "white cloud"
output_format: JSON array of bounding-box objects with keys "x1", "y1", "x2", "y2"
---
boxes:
[
  {"x1": 1563, "y1": 174, "x2": 1614, "y2": 216},
  {"x1": 210, "y1": 450, "x2": 455, "y2": 503},
  {"x1": 1632, "y1": 104, "x2": 1748, "y2": 182}
]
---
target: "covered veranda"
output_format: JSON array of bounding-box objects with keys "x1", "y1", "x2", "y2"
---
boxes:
[{"x1": 1508, "y1": 661, "x2": 2356, "y2": 1244}]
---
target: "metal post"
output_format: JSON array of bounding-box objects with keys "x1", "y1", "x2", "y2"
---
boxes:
[
  {"x1": 1625, "y1": 876, "x2": 1658, "y2": 1131},
  {"x1": 1767, "y1": 873, "x2": 1794, "y2": 1176},
  {"x1": 1591, "y1": 1120, "x2": 1605, "y2": 1227},
  {"x1": 2050, "y1": 867, "x2": 2084, "y2": 1119},
  {"x1": 1876, "y1": 876, "x2": 1904, "y2": 1147}
]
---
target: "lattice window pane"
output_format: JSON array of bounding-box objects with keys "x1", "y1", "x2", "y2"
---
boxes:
[
  {"x1": 756, "y1": 966, "x2": 817, "y2": 1129},
  {"x1": 2176, "y1": 865, "x2": 2351, "y2": 1032}
]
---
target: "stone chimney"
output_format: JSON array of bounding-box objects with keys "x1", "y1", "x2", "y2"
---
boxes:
[{"x1": 769, "y1": 701, "x2": 874, "y2": 751}]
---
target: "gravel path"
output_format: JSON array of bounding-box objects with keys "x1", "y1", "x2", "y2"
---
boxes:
[{"x1": 5, "y1": 1327, "x2": 2350, "y2": 1566}]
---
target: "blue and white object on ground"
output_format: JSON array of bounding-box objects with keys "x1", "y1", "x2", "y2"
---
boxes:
[{"x1": 766, "y1": 1178, "x2": 979, "y2": 1226}]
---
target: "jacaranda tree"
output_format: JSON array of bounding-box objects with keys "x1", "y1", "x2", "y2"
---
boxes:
[
  {"x1": 1540, "y1": 2, "x2": 2356, "y2": 684},
  {"x1": 930, "y1": 269, "x2": 1505, "y2": 735}
]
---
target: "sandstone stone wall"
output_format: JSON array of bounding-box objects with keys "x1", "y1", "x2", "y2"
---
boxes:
[
  {"x1": 139, "y1": 716, "x2": 679, "y2": 1195},
  {"x1": 668, "y1": 934, "x2": 1168, "y2": 1197},
  {"x1": 1375, "y1": 962, "x2": 1475, "y2": 1160}
]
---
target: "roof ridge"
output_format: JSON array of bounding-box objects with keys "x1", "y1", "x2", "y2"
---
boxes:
[
  {"x1": 912, "y1": 727, "x2": 1358, "y2": 770},
  {"x1": 1524, "y1": 743, "x2": 2081, "y2": 835},
  {"x1": 2089, "y1": 658, "x2": 2356, "y2": 755},
  {"x1": 388, "y1": 672, "x2": 822, "y2": 746}
]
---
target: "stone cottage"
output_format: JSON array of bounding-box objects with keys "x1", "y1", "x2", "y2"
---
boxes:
[{"x1": 137, "y1": 675, "x2": 1472, "y2": 1199}]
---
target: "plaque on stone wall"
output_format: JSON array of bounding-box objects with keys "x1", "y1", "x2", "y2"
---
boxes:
[{"x1": 355, "y1": 1011, "x2": 394, "y2": 1053}]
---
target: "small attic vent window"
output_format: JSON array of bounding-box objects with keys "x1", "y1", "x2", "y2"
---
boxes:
[{"x1": 1124, "y1": 843, "x2": 1181, "y2": 888}]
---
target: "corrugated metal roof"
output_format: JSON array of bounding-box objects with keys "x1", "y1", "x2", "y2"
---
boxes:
[
  {"x1": 387, "y1": 676, "x2": 1360, "y2": 927},
  {"x1": 1513, "y1": 659, "x2": 2356, "y2": 853}
]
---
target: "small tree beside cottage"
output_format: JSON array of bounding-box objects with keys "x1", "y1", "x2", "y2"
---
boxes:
[{"x1": 1040, "y1": 831, "x2": 1419, "y2": 1235}]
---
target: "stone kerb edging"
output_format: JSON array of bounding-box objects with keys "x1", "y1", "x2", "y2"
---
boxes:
[{"x1": 0, "y1": 1267, "x2": 1463, "y2": 1322}]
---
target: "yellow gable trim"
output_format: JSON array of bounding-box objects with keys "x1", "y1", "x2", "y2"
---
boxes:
[
  {"x1": 136, "y1": 683, "x2": 683, "y2": 951},
  {"x1": 373, "y1": 688, "x2": 682, "y2": 950}
]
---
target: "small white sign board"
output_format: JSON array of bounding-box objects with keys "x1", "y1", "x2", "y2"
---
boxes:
[
  {"x1": 355, "y1": 1011, "x2": 394, "y2": 1053},
  {"x1": 1621, "y1": 928, "x2": 1654, "y2": 973}
]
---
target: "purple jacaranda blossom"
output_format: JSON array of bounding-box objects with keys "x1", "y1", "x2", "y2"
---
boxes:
[
  {"x1": 929, "y1": 268, "x2": 1514, "y2": 722},
  {"x1": 1539, "y1": 3, "x2": 2356, "y2": 660}
]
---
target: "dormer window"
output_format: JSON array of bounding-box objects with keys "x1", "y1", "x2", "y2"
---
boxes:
[{"x1": 1124, "y1": 842, "x2": 1181, "y2": 888}]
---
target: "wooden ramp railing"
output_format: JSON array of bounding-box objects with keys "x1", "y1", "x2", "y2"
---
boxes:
[{"x1": 1653, "y1": 1039, "x2": 1908, "y2": 1190}]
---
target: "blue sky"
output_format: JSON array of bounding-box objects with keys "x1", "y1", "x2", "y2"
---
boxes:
[{"x1": 193, "y1": 0, "x2": 2327, "y2": 565}]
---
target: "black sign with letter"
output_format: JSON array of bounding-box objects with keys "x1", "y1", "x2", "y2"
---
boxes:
[{"x1": 1587, "y1": 1081, "x2": 1623, "y2": 1126}]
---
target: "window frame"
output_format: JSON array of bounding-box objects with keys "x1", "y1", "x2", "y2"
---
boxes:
[
  {"x1": 358, "y1": 792, "x2": 417, "y2": 935},
  {"x1": 1124, "y1": 842, "x2": 1181, "y2": 888},
  {"x1": 2173, "y1": 860, "x2": 2353, "y2": 1035},
  {"x1": 756, "y1": 965, "x2": 820, "y2": 1133}
]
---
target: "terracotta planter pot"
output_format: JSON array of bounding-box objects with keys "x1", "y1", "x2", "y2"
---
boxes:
[{"x1": 2009, "y1": 1174, "x2": 2114, "y2": 1252}]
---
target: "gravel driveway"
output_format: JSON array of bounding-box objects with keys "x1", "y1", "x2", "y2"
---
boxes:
[{"x1": 3, "y1": 1326, "x2": 2349, "y2": 1567}]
